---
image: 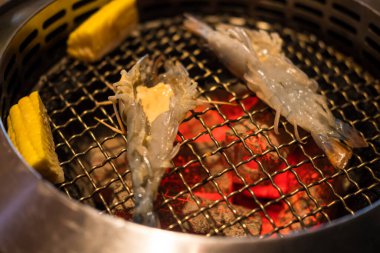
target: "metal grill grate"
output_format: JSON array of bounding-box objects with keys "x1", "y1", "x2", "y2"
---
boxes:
[{"x1": 37, "y1": 15, "x2": 380, "y2": 237}]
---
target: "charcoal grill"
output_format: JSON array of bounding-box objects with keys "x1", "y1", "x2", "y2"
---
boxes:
[{"x1": 0, "y1": 0, "x2": 380, "y2": 252}]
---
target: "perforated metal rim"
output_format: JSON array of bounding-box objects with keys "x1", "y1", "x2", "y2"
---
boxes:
[{"x1": 3, "y1": 0, "x2": 380, "y2": 116}]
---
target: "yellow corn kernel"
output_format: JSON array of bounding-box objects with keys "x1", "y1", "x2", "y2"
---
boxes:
[
  {"x1": 7, "y1": 92, "x2": 64, "y2": 183},
  {"x1": 67, "y1": 0, "x2": 138, "y2": 62}
]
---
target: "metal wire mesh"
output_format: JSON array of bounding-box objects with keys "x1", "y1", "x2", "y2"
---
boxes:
[{"x1": 37, "y1": 15, "x2": 380, "y2": 237}]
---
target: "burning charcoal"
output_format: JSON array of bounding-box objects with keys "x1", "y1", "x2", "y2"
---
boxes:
[
  {"x1": 157, "y1": 194, "x2": 189, "y2": 231},
  {"x1": 201, "y1": 151, "x2": 234, "y2": 194},
  {"x1": 247, "y1": 170, "x2": 293, "y2": 199},
  {"x1": 277, "y1": 192, "x2": 322, "y2": 234},
  {"x1": 158, "y1": 150, "x2": 234, "y2": 230},
  {"x1": 178, "y1": 104, "x2": 228, "y2": 143},
  {"x1": 182, "y1": 194, "x2": 262, "y2": 236},
  {"x1": 110, "y1": 175, "x2": 134, "y2": 212},
  {"x1": 219, "y1": 96, "x2": 260, "y2": 121},
  {"x1": 226, "y1": 118, "x2": 292, "y2": 185},
  {"x1": 231, "y1": 151, "x2": 341, "y2": 236},
  {"x1": 85, "y1": 136, "x2": 128, "y2": 179},
  {"x1": 177, "y1": 123, "x2": 234, "y2": 195},
  {"x1": 276, "y1": 182, "x2": 335, "y2": 235},
  {"x1": 83, "y1": 136, "x2": 134, "y2": 212},
  {"x1": 235, "y1": 149, "x2": 338, "y2": 200}
]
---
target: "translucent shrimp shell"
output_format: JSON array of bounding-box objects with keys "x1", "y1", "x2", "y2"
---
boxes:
[
  {"x1": 109, "y1": 56, "x2": 198, "y2": 226},
  {"x1": 184, "y1": 15, "x2": 367, "y2": 169}
]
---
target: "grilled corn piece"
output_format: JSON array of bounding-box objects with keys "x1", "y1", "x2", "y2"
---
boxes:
[
  {"x1": 7, "y1": 91, "x2": 64, "y2": 184},
  {"x1": 67, "y1": 0, "x2": 138, "y2": 62}
]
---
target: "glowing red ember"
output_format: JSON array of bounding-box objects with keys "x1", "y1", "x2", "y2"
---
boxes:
[{"x1": 157, "y1": 95, "x2": 338, "y2": 236}]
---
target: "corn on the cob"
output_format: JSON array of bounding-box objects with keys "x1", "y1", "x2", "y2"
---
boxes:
[
  {"x1": 67, "y1": 0, "x2": 138, "y2": 62},
  {"x1": 7, "y1": 91, "x2": 64, "y2": 184}
]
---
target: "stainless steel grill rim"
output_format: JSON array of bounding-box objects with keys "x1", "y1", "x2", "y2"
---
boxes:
[{"x1": 0, "y1": 0, "x2": 380, "y2": 252}]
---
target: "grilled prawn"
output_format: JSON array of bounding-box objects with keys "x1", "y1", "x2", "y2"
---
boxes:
[
  {"x1": 106, "y1": 56, "x2": 198, "y2": 226},
  {"x1": 184, "y1": 15, "x2": 368, "y2": 169}
]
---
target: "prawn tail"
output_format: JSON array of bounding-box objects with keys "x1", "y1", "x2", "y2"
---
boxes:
[
  {"x1": 334, "y1": 119, "x2": 368, "y2": 148},
  {"x1": 183, "y1": 14, "x2": 212, "y2": 38},
  {"x1": 312, "y1": 132, "x2": 352, "y2": 170},
  {"x1": 312, "y1": 119, "x2": 367, "y2": 169}
]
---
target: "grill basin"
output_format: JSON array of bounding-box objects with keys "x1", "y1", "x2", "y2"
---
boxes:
[
  {"x1": 0, "y1": 0, "x2": 380, "y2": 252},
  {"x1": 36, "y1": 14, "x2": 380, "y2": 237}
]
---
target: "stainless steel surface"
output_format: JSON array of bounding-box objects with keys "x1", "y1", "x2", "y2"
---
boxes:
[
  {"x1": 0, "y1": 0, "x2": 380, "y2": 252},
  {"x1": 0, "y1": 0, "x2": 53, "y2": 55}
]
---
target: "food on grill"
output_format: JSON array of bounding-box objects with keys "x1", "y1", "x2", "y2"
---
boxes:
[
  {"x1": 184, "y1": 15, "x2": 368, "y2": 170},
  {"x1": 107, "y1": 56, "x2": 198, "y2": 226},
  {"x1": 7, "y1": 91, "x2": 64, "y2": 183},
  {"x1": 136, "y1": 83, "x2": 174, "y2": 124},
  {"x1": 67, "y1": 0, "x2": 138, "y2": 62}
]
